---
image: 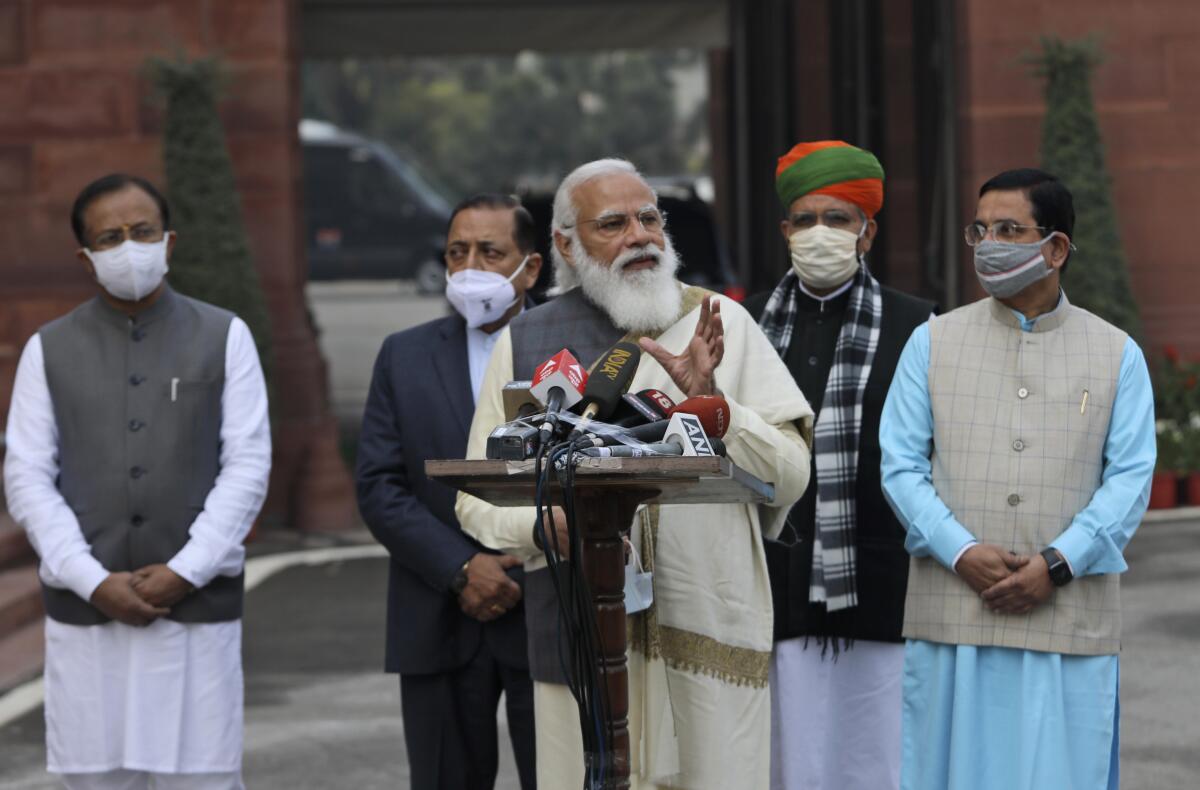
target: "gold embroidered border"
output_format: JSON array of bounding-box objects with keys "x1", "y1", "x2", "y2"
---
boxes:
[{"x1": 627, "y1": 504, "x2": 771, "y2": 689}]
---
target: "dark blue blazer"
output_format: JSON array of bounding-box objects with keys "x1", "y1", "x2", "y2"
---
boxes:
[{"x1": 356, "y1": 313, "x2": 528, "y2": 675}]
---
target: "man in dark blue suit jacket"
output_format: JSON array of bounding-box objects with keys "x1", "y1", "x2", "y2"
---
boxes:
[{"x1": 356, "y1": 194, "x2": 543, "y2": 790}]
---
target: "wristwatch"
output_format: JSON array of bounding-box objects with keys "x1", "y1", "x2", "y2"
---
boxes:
[
  {"x1": 1040, "y1": 548, "x2": 1073, "y2": 587},
  {"x1": 450, "y1": 560, "x2": 471, "y2": 596}
]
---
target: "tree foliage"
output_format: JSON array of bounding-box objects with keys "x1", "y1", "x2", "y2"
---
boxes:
[
  {"x1": 146, "y1": 56, "x2": 274, "y2": 387},
  {"x1": 301, "y1": 51, "x2": 708, "y2": 199},
  {"x1": 1028, "y1": 35, "x2": 1142, "y2": 338}
]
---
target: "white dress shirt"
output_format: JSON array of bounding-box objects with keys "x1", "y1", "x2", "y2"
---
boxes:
[
  {"x1": 466, "y1": 323, "x2": 503, "y2": 404},
  {"x1": 3, "y1": 315, "x2": 270, "y2": 774}
]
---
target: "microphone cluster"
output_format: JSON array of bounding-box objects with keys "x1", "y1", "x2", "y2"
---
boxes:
[{"x1": 486, "y1": 342, "x2": 728, "y2": 461}]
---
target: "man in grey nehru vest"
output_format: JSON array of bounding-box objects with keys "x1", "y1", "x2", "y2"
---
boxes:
[
  {"x1": 4, "y1": 173, "x2": 270, "y2": 789},
  {"x1": 880, "y1": 169, "x2": 1155, "y2": 790},
  {"x1": 457, "y1": 159, "x2": 813, "y2": 790}
]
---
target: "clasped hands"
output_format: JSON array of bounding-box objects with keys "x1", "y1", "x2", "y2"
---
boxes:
[
  {"x1": 89, "y1": 564, "x2": 194, "y2": 627},
  {"x1": 458, "y1": 552, "x2": 523, "y2": 624},
  {"x1": 955, "y1": 544, "x2": 1054, "y2": 615}
]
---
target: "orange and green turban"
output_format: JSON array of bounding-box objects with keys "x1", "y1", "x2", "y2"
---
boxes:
[{"x1": 775, "y1": 140, "x2": 885, "y2": 218}]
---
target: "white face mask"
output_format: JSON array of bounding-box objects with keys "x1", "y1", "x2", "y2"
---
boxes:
[
  {"x1": 788, "y1": 224, "x2": 863, "y2": 289},
  {"x1": 445, "y1": 255, "x2": 528, "y2": 329},
  {"x1": 84, "y1": 236, "x2": 171, "y2": 302}
]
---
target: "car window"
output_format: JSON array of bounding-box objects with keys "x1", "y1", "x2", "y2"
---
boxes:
[
  {"x1": 375, "y1": 147, "x2": 453, "y2": 217},
  {"x1": 303, "y1": 146, "x2": 355, "y2": 221},
  {"x1": 347, "y1": 148, "x2": 416, "y2": 215}
]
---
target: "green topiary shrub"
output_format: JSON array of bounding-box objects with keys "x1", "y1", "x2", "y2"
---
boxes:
[
  {"x1": 146, "y1": 55, "x2": 274, "y2": 388},
  {"x1": 1028, "y1": 35, "x2": 1142, "y2": 338}
]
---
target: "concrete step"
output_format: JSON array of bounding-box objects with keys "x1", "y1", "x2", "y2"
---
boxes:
[
  {"x1": 0, "y1": 512, "x2": 35, "y2": 570},
  {"x1": 0, "y1": 565, "x2": 42, "y2": 638},
  {"x1": 0, "y1": 617, "x2": 44, "y2": 693}
]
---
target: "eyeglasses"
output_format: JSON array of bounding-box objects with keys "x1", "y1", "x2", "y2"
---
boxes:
[
  {"x1": 964, "y1": 220, "x2": 1047, "y2": 246},
  {"x1": 91, "y1": 223, "x2": 165, "y2": 251},
  {"x1": 562, "y1": 208, "x2": 666, "y2": 238}
]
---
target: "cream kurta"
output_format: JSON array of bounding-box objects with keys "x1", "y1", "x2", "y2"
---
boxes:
[{"x1": 456, "y1": 292, "x2": 813, "y2": 790}]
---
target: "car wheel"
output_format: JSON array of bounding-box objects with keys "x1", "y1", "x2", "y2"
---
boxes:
[{"x1": 414, "y1": 258, "x2": 445, "y2": 295}]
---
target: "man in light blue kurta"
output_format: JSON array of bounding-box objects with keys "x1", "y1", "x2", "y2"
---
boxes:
[{"x1": 880, "y1": 169, "x2": 1155, "y2": 790}]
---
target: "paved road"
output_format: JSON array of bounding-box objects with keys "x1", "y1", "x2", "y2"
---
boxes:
[
  {"x1": 0, "y1": 554, "x2": 522, "y2": 789},
  {"x1": 2, "y1": 517, "x2": 1198, "y2": 788},
  {"x1": 1113, "y1": 516, "x2": 1200, "y2": 788},
  {"x1": 307, "y1": 280, "x2": 449, "y2": 426}
]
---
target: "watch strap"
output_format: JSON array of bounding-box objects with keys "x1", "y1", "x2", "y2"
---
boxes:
[
  {"x1": 450, "y1": 560, "x2": 471, "y2": 596},
  {"x1": 1040, "y1": 547, "x2": 1072, "y2": 587}
]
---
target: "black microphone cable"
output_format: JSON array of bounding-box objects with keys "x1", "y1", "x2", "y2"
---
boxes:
[
  {"x1": 534, "y1": 438, "x2": 608, "y2": 788},
  {"x1": 533, "y1": 436, "x2": 618, "y2": 788}
]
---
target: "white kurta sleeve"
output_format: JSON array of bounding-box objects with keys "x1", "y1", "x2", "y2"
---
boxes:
[
  {"x1": 455, "y1": 328, "x2": 542, "y2": 559},
  {"x1": 711, "y1": 297, "x2": 814, "y2": 538},
  {"x1": 4, "y1": 334, "x2": 111, "y2": 601},
  {"x1": 167, "y1": 317, "x2": 271, "y2": 588}
]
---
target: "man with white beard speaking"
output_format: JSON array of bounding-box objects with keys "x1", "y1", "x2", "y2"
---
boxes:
[{"x1": 456, "y1": 159, "x2": 814, "y2": 790}]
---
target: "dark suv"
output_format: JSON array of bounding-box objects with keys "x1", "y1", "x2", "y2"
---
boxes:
[{"x1": 301, "y1": 119, "x2": 450, "y2": 289}]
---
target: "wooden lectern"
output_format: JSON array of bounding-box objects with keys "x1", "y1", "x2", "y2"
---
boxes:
[{"x1": 426, "y1": 455, "x2": 775, "y2": 789}]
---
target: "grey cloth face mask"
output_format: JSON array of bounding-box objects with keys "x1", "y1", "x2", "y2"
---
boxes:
[{"x1": 973, "y1": 234, "x2": 1060, "y2": 299}]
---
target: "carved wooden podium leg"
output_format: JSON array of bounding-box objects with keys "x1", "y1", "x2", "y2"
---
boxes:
[
  {"x1": 575, "y1": 489, "x2": 648, "y2": 790},
  {"x1": 425, "y1": 456, "x2": 774, "y2": 789}
]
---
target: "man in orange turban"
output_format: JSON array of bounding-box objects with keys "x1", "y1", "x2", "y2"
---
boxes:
[{"x1": 746, "y1": 140, "x2": 935, "y2": 790}]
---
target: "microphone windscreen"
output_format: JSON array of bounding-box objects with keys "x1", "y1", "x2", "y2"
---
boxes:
[
  {"x1": 668, "y1": 395, "x2": 730, "y2": 438},
  {"x1": 612, "y1": 388, "x2": 676, "y2": 427},
  {"x1": 632, "y1": 389, "x2": 675, "y2": 420},
  {"x1": 580, "y1": 341, "x2": 641, "y2": 420}
]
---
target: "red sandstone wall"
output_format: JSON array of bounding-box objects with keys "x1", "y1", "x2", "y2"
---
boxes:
[
  {"x1": 878, "y1": 0, "x2": 921, "y2": 296},
  {"x1": 0, "y1": 0, "x2": 355, "y2": 530},
  {"x1": 788, "y1": 0, "x2": 925, "y2": 296},
  {"x1": 955, "y1": 0, "x2": 1200, "y2": 358}
]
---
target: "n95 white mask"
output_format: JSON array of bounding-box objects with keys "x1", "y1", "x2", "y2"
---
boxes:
[
  {"x1": 788, "y1": 225, "x2": 862, "y2": 289},
  {"x1": 84, "y1": 236, "x2": 170, "y2": 302},
  {"x1": 445, "y1": 255, "x2": 528, "y2": 328}
]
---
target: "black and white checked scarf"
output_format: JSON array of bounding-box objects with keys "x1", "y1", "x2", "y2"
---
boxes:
[{"x1": 758, "y1": 263, "x2": 881, "y2": 611}]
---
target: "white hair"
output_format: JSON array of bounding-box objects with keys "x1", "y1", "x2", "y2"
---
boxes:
[{"x1": 548, "y1": 158, "x2": 657, "y2": 295}]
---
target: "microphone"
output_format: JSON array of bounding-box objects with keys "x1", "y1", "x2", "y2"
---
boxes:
[
  {"x1": 530, "y1": 349, "x2": 587, "y2": 444},
  {"x1": 584, "y1": 395, "x2": 730, "y2": 447},
  {"x1": 668, "y1": 395, "x2": 729, "y2": 438},
  {"x1": 567, "y1": 341, "x2": 641, "y2": 439},
  {"x1": 578, "y1": 436, "x2": 727, "y2": 458},
  {"x1": 578, "y1": 415, "x2": 725, "y2": 457},
  {"x1": 501, "y1": 380, "x2": 540, "y2": 422},
  {"x1": 611, "y1": 388, "x2": 676, "y2": 427}
]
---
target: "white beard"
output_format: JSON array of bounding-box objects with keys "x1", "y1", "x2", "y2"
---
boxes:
[{"x1": 572, "y1": 235, "x2": 683, "y2": 335}]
